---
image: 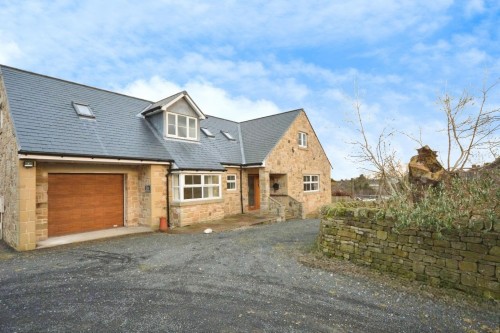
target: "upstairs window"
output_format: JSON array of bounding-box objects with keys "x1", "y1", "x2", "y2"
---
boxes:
[
  {"x1": 73, "y1": 102, "x2": 95, "y2": 118},
  {"x1": 298, "y1": 132, "x2": 307, "y2": 148},
  {"x1": 227, "y1": 174, "x2": 236, "y2": 190},
  {"x1": 303, "y1": 175, "x2": 319, "y2": 192},
  {"x1": 167, "y1": 113, "x2": 197, "y2": 140}
]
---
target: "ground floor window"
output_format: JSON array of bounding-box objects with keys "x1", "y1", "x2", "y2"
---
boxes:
[
  {"x1": 227, "y1": 174, "x2": 237, "y2": 190},
  {"x1": 303, "y1": 175, "x2": 319, "y2": 192},
  {"x1": 173, "y1": 174, "x2": 221, "y2": 201}
]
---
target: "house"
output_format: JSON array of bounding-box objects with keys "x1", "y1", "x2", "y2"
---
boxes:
[{"x1": 0, "y1": 65, "x2": 332, "y2": 251}]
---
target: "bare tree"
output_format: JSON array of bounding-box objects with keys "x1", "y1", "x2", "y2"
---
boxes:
[
  {"x1": 349, "y1": 95, "x2": 406, "y2": 196},
  {"x1": 439, "y1": 78, "x2": 500, "y2": 171}
]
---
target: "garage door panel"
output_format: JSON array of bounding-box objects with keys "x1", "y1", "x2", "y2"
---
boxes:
[{"x1": 48, "y1": 174, "x2": 124, "y2": 237}]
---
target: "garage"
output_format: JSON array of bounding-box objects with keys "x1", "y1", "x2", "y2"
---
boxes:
[{"x1": 48, "y1": 174, "x2": 124, "y2": 237}]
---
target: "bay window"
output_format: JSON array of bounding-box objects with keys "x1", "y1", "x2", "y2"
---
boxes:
[{"x1": 173, "y1": 174, "x2": 221, "y2": 201}]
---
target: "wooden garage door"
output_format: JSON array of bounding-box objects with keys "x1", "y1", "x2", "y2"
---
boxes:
[{"x1": 48, "y1": 174, "x2": 124, "y2": 237}]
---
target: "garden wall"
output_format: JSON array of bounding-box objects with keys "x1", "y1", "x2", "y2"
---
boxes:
[{"x1": 318, "y1": 208, "x2": 500, "y2": 299}]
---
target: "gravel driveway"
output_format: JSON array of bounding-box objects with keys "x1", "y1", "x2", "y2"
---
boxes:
[{"x1": 0, "y1": 219, "x2": 498, "y2": 332}]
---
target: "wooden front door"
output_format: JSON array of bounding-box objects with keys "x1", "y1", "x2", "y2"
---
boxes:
[
  {"x1": 48, "y1": 174, "x2": 124, "y2": 237},
  {"x1": 248, "y1": 175, "x2": 260, "y2": 210}
]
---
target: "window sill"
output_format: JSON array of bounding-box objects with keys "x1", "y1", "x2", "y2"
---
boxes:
[
  {"x1": 304, "y1": 190, "x2": 320, "y2": 194},
  {"x1": 171, "y1": 198, "x2": 224, "y2": 206}
]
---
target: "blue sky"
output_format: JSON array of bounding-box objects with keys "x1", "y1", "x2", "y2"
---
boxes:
[{"x1": 1, "y1": 0, "x2": 499, "y2": 179}]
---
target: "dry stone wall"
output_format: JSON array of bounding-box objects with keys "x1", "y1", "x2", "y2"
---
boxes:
[{"x1": 318, "y1": 209, "x2": 500, "y2": 299}]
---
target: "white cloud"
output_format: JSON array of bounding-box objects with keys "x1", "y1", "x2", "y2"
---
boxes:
[
  {"x1": 464, "y1": 0, "x2": 485, "y2": 17},
  {"x1": 0, "y1": 32, "x2": 23, "y2": 64},
  {"x1": 120, "y1": 76, "x2": 282, "y2": 122}
]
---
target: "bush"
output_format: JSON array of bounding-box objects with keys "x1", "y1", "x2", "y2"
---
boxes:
[{"x1": 382, "y1": 170, "x2": 499, "y2": 232}]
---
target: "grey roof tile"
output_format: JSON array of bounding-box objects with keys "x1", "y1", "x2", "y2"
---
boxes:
[
  {"x1": 1, "y1": 65, "x2": 173, "y2": 161},
  {"x1": 240, "y1": 110, "x2": 302, "y2": 164},
  {"x1": 1, "y1": 65, "x2": 304, "y2": 170}
]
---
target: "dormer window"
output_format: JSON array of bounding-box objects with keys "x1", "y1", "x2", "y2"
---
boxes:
[
  {"x1": 73, "y1": 102, "x2": 95, "y2": 118},
  {"x1": 166, "y1": 112, "x2": 197, "y2": 140},
  {"x1": 221, "y1": 131, "x2": 235, "y2": 141},
  {"x1": 201, "y1": 127, "x2": 215, "y2": 138}
]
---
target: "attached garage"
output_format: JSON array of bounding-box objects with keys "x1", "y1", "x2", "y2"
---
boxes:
[{"x1": 48, "y1": 174, "x2": 124, "y2": 237}]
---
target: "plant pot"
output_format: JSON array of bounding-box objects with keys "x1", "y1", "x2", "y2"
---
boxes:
[{"x1": 159, "y1": 217, "x2": 168, "y2": 232}]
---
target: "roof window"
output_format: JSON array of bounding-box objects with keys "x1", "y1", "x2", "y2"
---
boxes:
[
  {"x1": 201, "y1": 127, "x2": 215, "y2": 137},
  {"x1": 221, "y1": 131, "x2": 235, "y2": 141},
  {"x1": 73, "y1": 102, "x2": 95, "y2": 118}
]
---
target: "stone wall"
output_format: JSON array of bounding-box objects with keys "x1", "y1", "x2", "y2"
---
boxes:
[
  {"x1": 318, "y1": 209, "x2": 500, "y2": 299},
  {"x1": 265, "y1": 111, "x2": 331, "y2": 217},
  {"x1": 170, "y1": 199, "x2": 225, "y2": 227},
  {"x1": 0, "y1": 79, "x2": 19, "y2": 249},
  {"x1": 223, "y1": 167, "x2": 242, "y2": 216}
]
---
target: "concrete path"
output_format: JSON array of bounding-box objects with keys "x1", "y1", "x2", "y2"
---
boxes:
[{"x1": 0, "y1": 219, "x2": 498, "y2": 332}]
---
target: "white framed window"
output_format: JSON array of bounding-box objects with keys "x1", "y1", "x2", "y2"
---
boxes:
[
  {"x1": 166, "y1": 112, "x2": 197, "y2": 140},
  {"x1": 0, "y1": 109, "x2": 3, "y2": 129},
  {"x1": 227, "y1": 174, "x2": 236, "y2": 190},
  {"x1": 298, "y1": 132, "x2": 308, "y2": 148},
  {"x1": 303, "y1": 175, "x2": 319, "y2": 192},
  {"x1": 172, "y1": 174, "x2": 221, "y2": 201}
]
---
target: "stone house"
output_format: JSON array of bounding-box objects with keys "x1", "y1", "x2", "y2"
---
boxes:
[{"x1": 0, "y1": 65, "x2": 332, "y2": 251}]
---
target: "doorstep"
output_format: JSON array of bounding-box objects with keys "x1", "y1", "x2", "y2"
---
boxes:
[{"x1": 36, "y1": 226, "x2": 153, "y2": 249}]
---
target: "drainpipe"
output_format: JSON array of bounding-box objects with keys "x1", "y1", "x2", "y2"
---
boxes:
[
  {"x1": 166, "y1": 164, "x2": 171, "y2": 228},
  {"x1": 240, "y1": 166, "x2": 244, "y2": 214}
]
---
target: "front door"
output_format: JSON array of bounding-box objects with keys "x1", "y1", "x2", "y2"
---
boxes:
[{"x1": 248, "y1": 175, "x2": 260, "y2": 210}]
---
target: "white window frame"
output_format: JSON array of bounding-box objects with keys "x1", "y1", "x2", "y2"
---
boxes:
[
  {"x1": 172, "y1": 173, "x2": 222, "y2": 202},
  {"x1": 166, "y1": 112, "x2": 198, "y2": 140},
  {"x1": 227, "y1": 174, "x2": 237, "y2": 190},
  {"x1": 0, "y1": 109, "x2": 3, "y2": 129},
  {"x1": 298, "y1": 132, "x2": 308, "y2": 148},
  {"x1": 303, "y1": 175, "x2": 319, "y2": 192}
]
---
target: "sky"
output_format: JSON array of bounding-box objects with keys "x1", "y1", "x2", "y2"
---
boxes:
[{"x1": 0, "y1": 0, "x2": 499, "y2": 179}]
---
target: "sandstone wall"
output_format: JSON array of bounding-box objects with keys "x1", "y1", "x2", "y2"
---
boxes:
[
  {"x1": 223, "y1": 167, "x2": 242, "y2": 216},
  {"x1": 0, "y1": 79, "x2": 19, "y2": 248},
  {"x1": 265, "y1": 111, "x2": 331, "y2": 217},
  {"x1": 318, "y1": 209, "x2": 500, "y2": 299}
]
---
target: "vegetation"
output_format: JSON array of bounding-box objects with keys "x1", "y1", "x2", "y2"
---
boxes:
[
  {"x1": 344, "y1": 79, "x2": 500, "y2": 231},
  {"x1": 381, "y1": 169, "x2": 499, "y2": 232}
]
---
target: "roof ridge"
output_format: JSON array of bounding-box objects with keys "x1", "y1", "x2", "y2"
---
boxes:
[
  {"x1": 205, "y1": 108, "x2": 303, "y2": 124},
  {"x1": 204, "y1": 114, "x2": 239, "y2": 123},
  {"x1": 239, "y1": 108, "x2": 303, "y2": 123},
  {"x1": 0, "y1": 64, "x2": 153, "y2": 103}
]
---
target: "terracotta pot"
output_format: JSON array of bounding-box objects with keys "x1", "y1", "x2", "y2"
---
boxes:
[{"x1": 159, "y1": 217, "x2": 168, "y2": 232}]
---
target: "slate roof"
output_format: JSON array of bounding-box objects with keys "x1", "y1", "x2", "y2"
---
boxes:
[{"x1": 0, "y1": 65, "x2": 303, "y2": 170}]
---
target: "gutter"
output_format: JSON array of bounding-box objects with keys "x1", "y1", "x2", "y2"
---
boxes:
[{"x1": 18, "y1": 151, "x2": 173, "y2": 164}]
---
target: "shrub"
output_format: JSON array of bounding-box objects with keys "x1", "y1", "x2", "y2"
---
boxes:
[{"x1": 382, "y1": 169, "x2": 499, "y2": 232}]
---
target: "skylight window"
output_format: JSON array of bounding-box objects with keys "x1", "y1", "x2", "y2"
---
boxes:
[
  {"x1": 73, "y1": 102, "x2": 95, "y2": 118},
  {"x1": 201, "y1": 127, "x2": 215, "y2": 137},
  {"x1": 221, "y1": 131, "x2": 235, "y2": 141}
]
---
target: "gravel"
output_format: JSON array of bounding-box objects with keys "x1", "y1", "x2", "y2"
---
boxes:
[{"x1": 0, "y1": 219, "x2": 498, "y2": 332}]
